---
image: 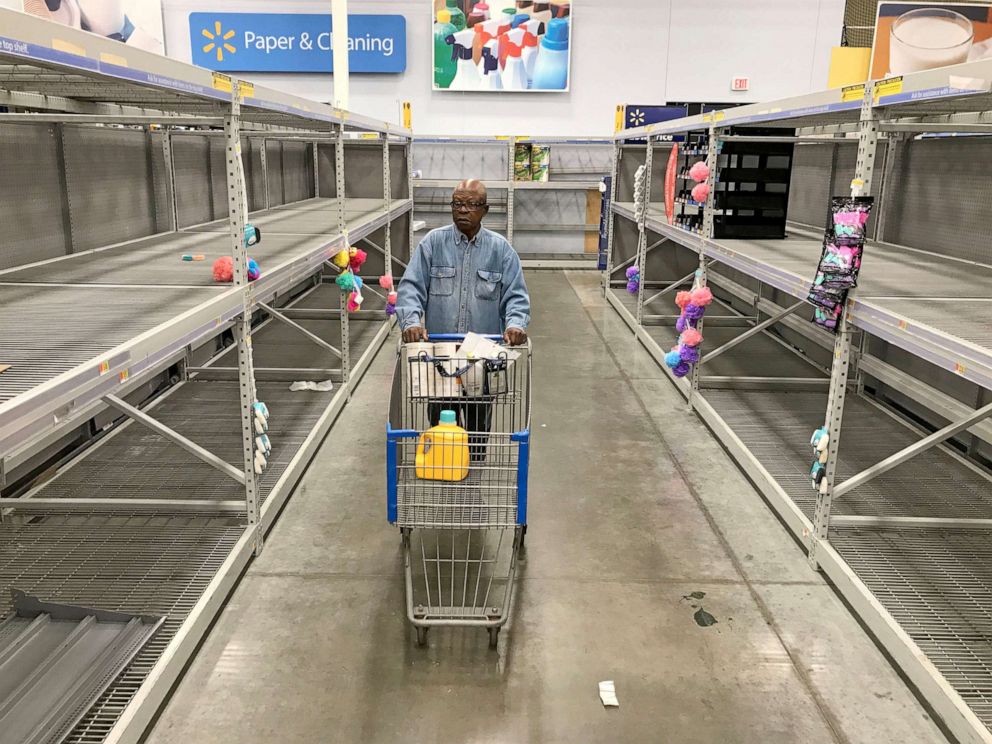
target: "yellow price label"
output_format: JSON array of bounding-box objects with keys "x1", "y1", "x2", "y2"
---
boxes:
[
  {"x1": 119, "y1": 369, "x2": 129, "y2": 383},
  {"x1": 52, "y1": 38, "x2": 86, "y2": 57},
  {"x1": 360, "y1": 132, "x2": 378, "y2": 139},
  {"x1": 955, "y1": 363, "x2": 967, "y2": 375},
  {"x1": 873, "y1": 76, "x2": 903, "y2": 101},
  {"x1": 495, "y1": 135, "x2": 510, "y2": 140},
  {"x1": 713, "y1": 111, "x2": 725, "y2": 122},
  {"x1": 402, "y1": 101, "x2": 412, "y2": 129},
  {"x1": 98, "y1": 361, "x2": 110, "y2": 375},
  {"x1": 898, "y1": 319, "x2": 908, "y2": 330},
  {"x1": 238, "y1": 81, "x2": 255, "y2": 97},
  {"x1": 703, "y1": 113, "x2": 714, "y2": 123},
  {"x1": 615, "y1": 105, "x2": 624, "y2": 133},
  {"x1": 841, "y1": 83, "x2": 865, "y2": 103},
  {"x1": 100, "y1": 52, "x2": 128, "y2": 67},
  {"x1": 212, "y1": 72, "x2": 233, "y2": 93}
]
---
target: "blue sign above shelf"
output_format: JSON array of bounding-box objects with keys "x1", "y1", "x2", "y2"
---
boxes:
[{"x1": 189, "y1": 13, "x2": 406, "y2": 73}]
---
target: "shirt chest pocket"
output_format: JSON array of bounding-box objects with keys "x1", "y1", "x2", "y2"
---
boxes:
[
  {"x1": 475, "y1": 269, "x2": 502, "y2": 301},
  {"x1": 429, "y1": 266, "x2": 456, "y2": 297}
]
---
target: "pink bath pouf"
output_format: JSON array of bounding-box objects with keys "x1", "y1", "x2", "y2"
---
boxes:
[
  {"x1": 691, "y1": 183, "x2": 710, "y2": 202},
  {"x1": 689, "y1": 161, "x2": 710, "y2": 182},
  {"x1": 675, "y1": 290, "x2": 692, "y2": 309},
  {"x1": 680, "y1": 328, "x2": 703, "y2": 347},
  {"x1": 690, "y1": 286, "x2": 714, "y2": 306},
  {"x1": 212, "y1": 256, "x2": 233, "y2": 282}
]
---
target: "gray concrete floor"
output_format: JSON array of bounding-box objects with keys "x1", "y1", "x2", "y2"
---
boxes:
[{"x1": 146, "y1": 271, "x2": 948, "y2": 744}]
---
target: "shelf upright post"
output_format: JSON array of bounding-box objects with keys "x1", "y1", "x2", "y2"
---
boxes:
[
  {"x1": 224, "y1": 89, "x2": 262, "y2": 554},
  {"x1": 875, "y1": 131, "x2": 907, "y2": 243},
  {"x1": 506, "y1": 137, "x2": 515, "y2": 243},
  {"x1": 336, "y1": 122, "x2": 351, "y2": 391},
  {"x1": 407, "y1": 137, "x2": 415, "y2": 268},
  {"x1": 635, "y1": 135, "x2": 654, "y2": 325},
  {"x1": 809, "y1": 80, "x2": 879, "y2": 569},
  {"x1": 259, "y1": 137, "x2": 270, "y2": 211},
  {"x1": 603, "y1": 140, "x2": 621, "y2": 293},
  {"x1": 383, "y1": 134, "x2": 392, "y2": 270},
  {"x1": 688, "y1": 125, "x2": 719, "y2": 411},
  {"x1": 162, "y1": 128, "x2": 179, "y2": 231},
  {"x1": 313, "y1": 139, "x2": 320, "y2": 198}
]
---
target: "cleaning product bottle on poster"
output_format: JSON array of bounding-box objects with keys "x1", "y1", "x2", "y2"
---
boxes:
[
  {"x1": 433, "y1": 10, "x2": 458, "y2": 88},
  {"x1": 550, "y1": 1, "x2": 570, "y2": 18},
  {"x1": 515, "y1": 0, "x2": 535, "y2": 14},
  {"x1": 531, "y1": 17, "x2": 569, "y2": 90},
  {"x1": 520, "y1": 20, "x2": 542, "y2": 83},
  {"x1": 479, "y1": 41, "x2": 503, "y2": 89},
  {"x1": 502, "y1": 42, "x2": 528, "y2": 90},
  {"x1": 416, "y1": 410, "x2": 470, "y2": 481},
  {"x1": 531, "y1": 1, "x2": 552, "y2": 23},
  {"x1": 467, "y1": 1, "x2": 490, "y2": 27},
  {"x1": 445, "y1": 0, "x2": 467, "y2": 31},
  {"x1": 473, "y1": 18, "x2": 501, "y2": 64},
  {"x1": 449, "y1": 28, "x2": 483, "y2": 90},
  {"x1": 511, "y1": 12, "x2": 530, "y2": 29}
]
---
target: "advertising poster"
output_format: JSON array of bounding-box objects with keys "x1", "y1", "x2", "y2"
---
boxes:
[
  {"x1": 432, "y1": 0, "x2": 572, "y2": 92},
  {"x1": 870, "y1": 2, "x2": 992, "y2": 78},
  {"x1": 21, "y1": 0, "x2": 164, "y2": 54}
]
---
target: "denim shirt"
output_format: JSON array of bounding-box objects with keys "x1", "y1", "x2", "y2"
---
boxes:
[{"x1": 396, "y1": 225, "x2": 531, "y2": 335}]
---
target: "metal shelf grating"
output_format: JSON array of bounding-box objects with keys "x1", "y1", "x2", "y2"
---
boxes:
[
  {"x1": 0, "y1": 515, "x2": 247, "y2": 744},
  {"x1": 35, "y1": 381, "x2": 333, "y2": 505},
  {"x1": 0, "y1": 284, "x2": 219, "y2": 403},
  {"x1": 704, "y1": 389, "x2": 992, "y2": 520},
  {"x1": 832, "y1": 526, "x2": 992, "y2": 729}
]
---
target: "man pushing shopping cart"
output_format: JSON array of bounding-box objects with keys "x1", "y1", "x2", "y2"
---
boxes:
[{"x1": 387, "y1": 179, "x2": 532, "y2": 648}]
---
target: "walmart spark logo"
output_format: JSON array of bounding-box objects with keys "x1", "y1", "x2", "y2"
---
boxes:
[
  {"x1": 201, "y1": 21, "x2": 237, "y2": 62},
  {"x1": 628, "y1": 108, "x2": 646, "y2": 126}
]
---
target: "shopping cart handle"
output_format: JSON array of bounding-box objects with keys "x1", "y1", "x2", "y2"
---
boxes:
[{"x1": 428, "y1": 333, "x2": 503, "y2": 342}]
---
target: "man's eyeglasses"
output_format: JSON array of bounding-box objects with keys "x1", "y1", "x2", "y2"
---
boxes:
[{"x1": 450, "y1": 200, "x2": 487, "y2": 212}]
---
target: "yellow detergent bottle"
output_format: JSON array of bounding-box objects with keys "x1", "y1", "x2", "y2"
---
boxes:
[{"x1": 416, "y1": 410, "x2": 470, "y2": 481}]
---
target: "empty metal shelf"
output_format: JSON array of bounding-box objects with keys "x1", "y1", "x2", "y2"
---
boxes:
[{"x1": 0, "y1": 591, "x2": 163, "y2": 744}]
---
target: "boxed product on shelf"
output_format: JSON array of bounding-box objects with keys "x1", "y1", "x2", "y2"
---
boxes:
[
  {"x1": 514, "y1": 143, "x2": 532, "y2": 181},
  {"x1": 530, "y1": 145, "x2": 551, "y2": 182}
]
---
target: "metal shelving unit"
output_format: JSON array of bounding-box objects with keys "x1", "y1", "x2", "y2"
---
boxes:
[
  {"x1": 0, "y1": 9, "x2": 411, "y2": 743},
  {"x1": 605, "y1": 60, "x2": 992, "y2": 744},
  {"x1": 412, "y1": 136, "x2": 612, "y2": 268}
]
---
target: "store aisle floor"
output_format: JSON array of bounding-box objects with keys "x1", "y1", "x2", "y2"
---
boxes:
[{"x1": 147, "y1": 272, "x2": 947, "y2": 744}]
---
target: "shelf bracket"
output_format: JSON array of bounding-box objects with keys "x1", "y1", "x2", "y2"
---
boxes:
[
  {"x1": 699, "y1": 300, "x2": 805, "y2": 367},
  {"x1": 258, "y1": 303, "x2": 342, "y2": 359},
  {"x1": 102, "y1": 395, "x2": 245, "y2": 485},
  {"x1": 832, "y1": 400, "x2": 992, "y2": 500}
]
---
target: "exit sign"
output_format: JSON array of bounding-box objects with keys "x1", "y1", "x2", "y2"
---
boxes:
[{"x1": 731, "y1": 76, "x2": 750, "y2": 92}]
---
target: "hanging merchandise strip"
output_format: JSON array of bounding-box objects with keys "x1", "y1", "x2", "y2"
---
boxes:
[{"x1": 807, "y1": 196, "x2": 874, "y2": 333}]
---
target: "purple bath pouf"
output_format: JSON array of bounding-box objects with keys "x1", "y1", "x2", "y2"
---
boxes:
[
  {"x1": 626, "y1": 266, "x2": 639, "y2": 280},
  {"x1": 679, "y1": 345, "x2": 700, "y2": 364},
  {"x1": 626, "y1": 280, "x2": 639, "y2": 294},
  {"x1": 684, "y1": 303, "x2": 705, "y2": 321},
  {"x1": 672, "y1": 361, "x2": 692, "y2": 377},
  {"x1": 675, "y1": 315, "x2": 687, "y2": 333}
]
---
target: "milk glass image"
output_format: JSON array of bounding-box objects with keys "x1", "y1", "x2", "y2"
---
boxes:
[{"x1": 889, "y1": 7, "x2": 974, "y2": 73}]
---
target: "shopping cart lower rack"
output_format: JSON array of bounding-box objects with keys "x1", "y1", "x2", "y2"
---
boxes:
[{"x1": 386, "y1": 334, "x2": 532, "y2": 648}]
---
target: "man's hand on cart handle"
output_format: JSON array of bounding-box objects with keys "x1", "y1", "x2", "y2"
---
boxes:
[
  {"x1": 504, "y1": 327, "x2": 527, "y2": 346},
  {"x1": 402, "y1": 326, "x2": 430, "y2": 344}
]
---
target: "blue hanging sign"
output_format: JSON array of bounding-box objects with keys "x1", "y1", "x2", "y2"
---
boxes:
[{"x1": 189, "y1": 13, "x2": 406, "y2": 73}]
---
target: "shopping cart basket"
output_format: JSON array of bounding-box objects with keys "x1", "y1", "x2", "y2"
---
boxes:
[{"x1": 386, "y1": 334, "x2": 532, "y2": 648}]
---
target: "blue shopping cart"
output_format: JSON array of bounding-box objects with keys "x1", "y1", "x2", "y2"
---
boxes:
[{"x1": 387, "y1": 334, "x2": 531, "y2": 648}]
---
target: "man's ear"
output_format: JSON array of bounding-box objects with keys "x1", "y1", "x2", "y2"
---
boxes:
[{"x1": 482, "y1": 204, "x2": 490, "y2": 217}]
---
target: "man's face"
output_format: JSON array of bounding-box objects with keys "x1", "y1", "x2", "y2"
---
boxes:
[{"x1": 451, "y1": 188, "x2": 489, "y2": 235}]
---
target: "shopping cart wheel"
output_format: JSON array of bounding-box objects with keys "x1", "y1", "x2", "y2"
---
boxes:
[
  {"x1": 416, "y1": 627, "x2": 429, "y2": 647},
  {"x1": 519, "y1": 526, "x2": 527, "y2": 552},
  {"x1": 401, "y1": 527, "x2": 412, "y2": 546},
  {"x1": 488, "y1": 628, "x2": 500, "y2": 649}
]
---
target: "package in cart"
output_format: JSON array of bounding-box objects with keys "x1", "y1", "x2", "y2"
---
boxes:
[{"x1": 459, "y1": 333, "x2": 521, "y2": 396}]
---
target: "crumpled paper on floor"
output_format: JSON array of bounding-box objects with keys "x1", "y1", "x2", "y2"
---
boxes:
[
  {"x1": 599, "y1": 680, "x2": 619, "y2": 707},
  {"x1": 289, "y1": 380, "x2": 334, "y2": 392}
]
